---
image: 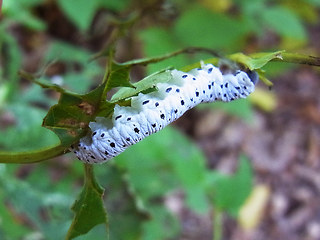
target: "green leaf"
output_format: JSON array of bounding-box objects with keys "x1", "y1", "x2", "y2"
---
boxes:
[
  {"x1": 43, "y1": 82, "x2": 107, "y2": 146},
  {"x1": 211, "y1": 155, "x2": 253, "y2": 216},
  {"x1": 45, "y1": 41, "x2": 92, "y2": 63},
  {"x1": 106, "y1": 47, "x2": 207, "y2": 94},
  {"x1": 0, "y1": 83, "x2": 10, "y2": 109},
  {"x1": 229, "y1": 51, "x2": 284, "y2": 70},
  {"x1": 142, "y1": 207, "x2": 180, "y2": 240},
  {"x1": 261, "y1": 6, "x2": 307, "y2": 41},
  {"x1": 97, "y1": 0, "x2": 130, "y2": 11},
  {"x1": 174, "y1": 6, "x2": 249, "y2": 51},
  {"x1": 96, "y1": 165, "x2": 149, "y2": 240},
  {"x1": 44, "y1": 41, "x2": 104, "y2": 94},
  {"x1": 57, "y1": 0, "x2": 99, "y2": 31},
  {"x1": 66, "y1": 165, "x2": 108, "y2": 240},
  {"x1": 180, "y1": 51, "x2": 288, "y2": 88},
  {"x1": 184, "y1": 186, "x2": 210, "y2": 214},
  {"x1": 305, "y1": 0, "x2": 320, "y2": 6},
  {"x1": 2, "y1": 0, "x2": 46, "y2": 30},
  {"x1": 115, "y1": 128, "x2": 180, "y2": 201},
  {"x1": 170, "y1": 136, "x2": 209, "y2": 213},
  {"x1": 12, "y1": 10, "x2": 46, "y2": 30},
  {"x1": 0, "y1": 165, "x2": 73, "y2": 239},
  {"x1": 111, "y1": 70, "x2": 171, "y2": 102},
  {"x1": 105, "y1": 62, "x2": 135, "y2": 92},
  {"x1": 139, "y1": 27, "x2": 189, "y2": 74},
  {"x1": 63, "y1": 73, "x2": 95, "y2": 94},
  {"x1": 185, "y1": 51, "x2": 320, "y2": 74},
  {"x1": 228, "y1": 51, "x2": 320, "y2": 87},
  {"x1": 0, "y1": 193, "x2": 30, "y2": 239},
  {"x1": 0, "y1": 78, "x2": 110, "y2": 163},
  {"x1": 109, "y1": 47, "x2": 217, "y2": 96},
  {"x1": 0, "y1": 25, "x2": 22, "y2": 101},
  {"x1": 0, "y1": 103, "x2": 59, "y2": 151},
  {"x1": 19, "y1": 84, "x2": 56, "y2": 106},
  {"x1": 116, "y1": 127, "x2": 210, "y2": 214},
  {"x1": 43, "y1": 102, "x2": 90, "y2": 145}
]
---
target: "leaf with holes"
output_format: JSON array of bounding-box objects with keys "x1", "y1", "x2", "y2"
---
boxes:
[{"x1": 66, "y1": 165, "x2": 108, "y2": 240}]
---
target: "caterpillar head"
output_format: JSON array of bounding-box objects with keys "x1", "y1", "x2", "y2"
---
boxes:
[
  {"x1": 245, "y1": 70, "x2": 259, "y2": 85},
  {"x1": 218, "y1": 60, "x2": 259, "y2": 85}
]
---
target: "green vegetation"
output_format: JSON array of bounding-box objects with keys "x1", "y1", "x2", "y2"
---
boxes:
[{"x1": 0, "y1": 0, "x2": 319, "y2": 239}]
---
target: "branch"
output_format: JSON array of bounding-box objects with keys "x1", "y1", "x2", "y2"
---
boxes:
[
  {"x1": 273, "y1": 52, "x2": 320, "y2": 66},
  {"x1": 0, "y1": 144, "x2": 66, "y2": 164}
]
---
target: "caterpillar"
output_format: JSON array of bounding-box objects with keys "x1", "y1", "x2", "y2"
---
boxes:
[{"x1": 71, "y1": 63, "x2": 258, "y2": 164}]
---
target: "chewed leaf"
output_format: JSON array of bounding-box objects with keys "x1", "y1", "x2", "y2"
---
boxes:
[
  {"x1": 105, "y1": 62, "x2": 135, "y2": 92},
  {"x1": 111, "y1": 70, "x2": 172, "y2": 103},
  {"x1": 43, "y1": 84, "x2": 107, "y2": 146},
  {"x1": 106, "y1": 47, "x2": 217, "y2": 94},
  {"x1": 227, "y1": 51, "x2": 320, "y2": 87},
  {"x1": 66, "y1": 165, "x2": 108, "y2": 239},
  {"x1": 229, "y1": 51, "x2": 284, "y2": 70}
]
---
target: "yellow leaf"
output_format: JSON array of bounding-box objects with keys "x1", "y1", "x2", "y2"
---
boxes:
[
  {"x1": 238, "y1": 184, "x2": 270, "y2": 231},
  {"x1": 199, "y1": 0, "x2": 232, "y2": 12},
  {"x1": 249, "y1": 88, "x2": 277, "y2": 112}
]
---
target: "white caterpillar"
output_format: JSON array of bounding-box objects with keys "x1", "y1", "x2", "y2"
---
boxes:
[{"x1": 71, "y1": 63, "x2": 258, "y2": 164}]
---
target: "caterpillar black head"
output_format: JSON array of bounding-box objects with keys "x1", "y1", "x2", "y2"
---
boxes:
[
  {"x1": 246, "y1": 70, "x2": 259, "y2": 85},
  {"x1": 217, "y1": 60, "x2": 259, "y2": 85}
]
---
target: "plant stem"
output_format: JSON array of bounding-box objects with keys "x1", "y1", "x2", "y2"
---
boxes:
[
  {"x1": 213, "y1": 209, "x2": 223, "y2": 240},
  {"x1": 119, "y1": 47, "x2": 222, "y2": 67},
  {"x1": 84, "y1": 163, "x2": 94, "y2": 184},
  {"x1": 0, "y1": 144, "x2": 66, "y2": 164},
  {"x1": 84, "y1": 163, "x2": 104, "y2": 193},
  {"x1": 274, "y1": 52, "x2": 320, "y2": 66}
]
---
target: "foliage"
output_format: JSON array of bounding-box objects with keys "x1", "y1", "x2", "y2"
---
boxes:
[
  {"x1": 2, "y1": 0, "x2": 46, "y2": 30},
  {"x1": 66, "y1": 165, "x2": 107, "y2": 240},
  {"x1": 0, "y1": 0, "x2": 319, "y2": 239},
  {"x1": 0, "y1": 164, "x2": 74, "y2": 239}
]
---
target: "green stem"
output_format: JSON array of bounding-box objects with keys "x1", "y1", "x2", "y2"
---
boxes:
[
  {"x1": 84, "y1": 163, "x2": 94, "y2": 184},
  {"x1": 213, "y1": 209, "x2": 223, "y2": 240},
  {"x1": 84, "y1": 164, "x2": 95, "y2": 186},
  {"x1": 84, "y1": 164, "x2": 104, "y2": 193},
  {"x1": 119, "y1": 47, "x2": 221, "y2": 67},
  {"x1": 273, "y1": 52, "x2": 320, "y2": 66},
  {"x1": 0, "y1": 144, "x2": 66, "y2": 164}
]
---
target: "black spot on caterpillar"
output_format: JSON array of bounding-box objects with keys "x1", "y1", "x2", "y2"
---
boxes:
[{"x1": 72, "y1": 63, "x2": 258, "y2": 164}]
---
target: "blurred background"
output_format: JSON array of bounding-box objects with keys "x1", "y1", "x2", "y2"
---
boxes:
[{"x1": 0, "y1": 0, "x2": 320, "y2": 239}]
